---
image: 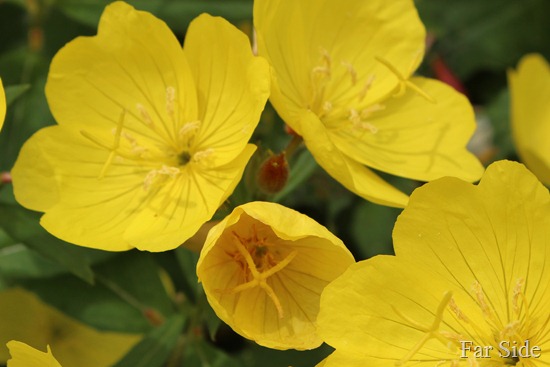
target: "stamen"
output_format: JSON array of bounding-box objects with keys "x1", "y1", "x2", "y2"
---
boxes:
[
  {"x1": 179, "y1": 120, "x2": 201, "y2": 137},
  {"x1": 215, "y1": 232, "x2": 298, "y2": 318},
  {"x1": 136, "y1": 103, "x2": 154, "y2": 126},
  {"x1": 166, "y1": 86, "x2": 176, "y2": 119},
  {"x1": 142, "y1": 165, "x2": 180, "y2": 191},
  {"x1": 375, "y1": 55, "x2": 436, "y2": 103},
  {"x1": 192, "y1": 148, "x2": 214, "y2": 163},
  {"x1": 322, "y1": 101, "x2": 333, "y2": 114},
  {"x1": 348, "y1": 108, "x2": 379, "y2": 134},
  {"x1": 512, "y1": 278, "x2": 525, "y2": 316},
  {"x1": 449, "y1": 296, "x2": 470, "y2": 323},
  {"x1": 358, "y1": 74, "x2": 376, "y2": 102},
  {"x1": 395, "y1": 291, "x2": 453, "y2": 366},
  {"x1": 341, "y1": 61, "x2": 357, "y2": 85}
]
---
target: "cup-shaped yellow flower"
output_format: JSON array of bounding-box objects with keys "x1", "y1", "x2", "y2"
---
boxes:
[
  {"x1": 7, "y1": 341, "x2": 62, "y2": 367},
  {"x1": 509, "y1": 54, "x2": 550, "y2": 186},
  {"x1": 254, "y1": 0, "x2": 483, "y2": 207},
  {"x1": 0, "y1": 77, "x2": 5, "y2": 131},
  {"x1": 0, "y1": 288, "x2": 141, "y2": 367},
  {"x1": 11, "y1": 1, "x2": 270, "y2": 251},
  {"x1": 197, "y1": 201, "x2": 355, "y2": 350},
  {"x1": 317, "y1": 160, "x2": 550, "y2": 367}
]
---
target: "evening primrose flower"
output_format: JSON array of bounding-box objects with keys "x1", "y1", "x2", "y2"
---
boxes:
[
  {"x1": 6, "y1": 341, "x2": 62, "y2": 367},
  {"x1": 11, "y1": 2, "x2": 269, "y2": 251},
  {"x1": 317, "y1": 160, "x2": 550, "y2": 367},
  {"x1": 197, "y1": 201, "x2": 355, "y2": 350},
  {"x1": 254, "y1": 0, "x2": 483, "y2": 207},
  {"x1": 509, "y1": 54, "x2": 550, "y2": 185},
  {"x1": 0, "y1": 288, "x2": 141, "y2": 367}
]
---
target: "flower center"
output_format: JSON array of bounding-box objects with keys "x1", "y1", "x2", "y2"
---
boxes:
[
  {"x1": 394, "y1": 279, "x2": 545, "y2": 367},
  {"x1": 307, "y1": 48, "x2": 435, "y2": 137},
  {"x1": 217, "y1": 228, "x2": 298, "y2": 318},
  {"x1": 80, "y1": 86, "x2": 215, "y2": 191}
]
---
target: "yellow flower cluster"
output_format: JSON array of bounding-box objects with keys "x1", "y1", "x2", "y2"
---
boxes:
[{"x1": 4, "y1": 0, "x2": 550, "y2": 365}]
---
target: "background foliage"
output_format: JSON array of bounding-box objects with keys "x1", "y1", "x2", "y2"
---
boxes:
[{"x1": 0, "y1": 0, "x2": 549, "y2": 366}]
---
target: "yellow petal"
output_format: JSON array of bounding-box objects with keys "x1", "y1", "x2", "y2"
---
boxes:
[
  {"x1": 1, "y1": 288, "x2": 141, "y2": 367},
  {"x1": 11, "y1": 127, "x2": 61, "y2": 212},
  {"x1": 46, "y1": 1, "x2": 198, "y2": 144},
  {"x1": 183, "y1": 14, "x2": 270, "y2": 167},
  {"x1": 13, "y1": 125, "x2": 149, "y2": 251},
  {"x1": 299, "y1": 109, "x2": 409, "y2": 207},
  {"x1": 254, "y1": 0, "x2": 425, "y2": 134},
  {"x1": 330, "y1": 77, "x2": 484, "y2": 182},
  {"x1": 509, "y1": 54, "x2": 550, "y2": 185},
  {"x1": 125, "y1": 144, "x2": 256, "y2": 252},
  {"x1": 318, "y1": 160, "x2": 550, "y2": 366},
  {"x1": 0, "y1": 78, "x2": 5, "y2": 131},
  {"x1": 6, "y1": 342, "x2": 62, "y2": 367},
  {"x1": 197, "y1": 202, "x2": 355, "y2": 350}
]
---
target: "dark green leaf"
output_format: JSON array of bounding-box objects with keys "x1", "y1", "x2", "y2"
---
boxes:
[
  {"x1": 182, "y1": 339, "x2": 240, "y2": 367},
  {"x1": 174, "y1": 247, "x2": 200, "y2": 304},
  {"x1": 0, "y1": 204, "x2": 111, "y2": 283},
  {"x1": 417, "y1": 0, "x2": 550, "y2": 78},
  {"x1": 113, "y1": 314, "x2": 185, "y2": 367},
  {"x1": 94, "y1": 251, "x2": 175, "y2": 319},
  {"x1": 4, "y1": 84, "x2": 30, "y2": 106},
  {"x1": 351, "y1": 201, "x2": 402, "y2": 259},
  {"x1": 23, "y1": 273, "x2": 152, "y2": 333}
]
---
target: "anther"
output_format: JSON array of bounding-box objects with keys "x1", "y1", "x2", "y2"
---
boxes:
[
  {"x1": 448, "y1": 296, "x2": 470, "y2": 323},
  {"x1": 179, "y1": 121, "x2": 201, "y2": 137},
  {"x1": 136, "y1": 103, "x2": 154, "y2": 126},
  {"x1": 342, "y1": 61, "x2": 357, "y2": 86},
  {"x1": 143, "y1": 165, "x2": 180, "y2": 191},
  {"x1": 192, "y1": 148, "x2": 214, "y2": 164},
  {"x1": 358, "y1": 74, "x2": 376, "y2": 102},
  {"x1": 166, "y1": 86, "x2": 176, "y2": 119}
]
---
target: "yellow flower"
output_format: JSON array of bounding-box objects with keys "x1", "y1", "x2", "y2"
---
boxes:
[
  {"x1": 509, "y1": 54, "x2": 550, "y2": 185},
  {"x1": 254, "y1": 0, "x2": 483, "y2": 207},
  {"x1": 0, "y1": 288, "x2": 141, "y2": 367},
  {"x1": 317, "y1": 160, "x2": 550, "y2": 366},
  {"x1": 197, "y1": 201, "x2": 355, "y2": 350},
  {"x1": 6, "y1": 341, "x2": 62, "y2": 367},
  {"x1": 0, "y1": 77, "x2": 5, "y2": 131},
  {"x1": 11, "y1": 1, "x2": 270, "y2": 251}
]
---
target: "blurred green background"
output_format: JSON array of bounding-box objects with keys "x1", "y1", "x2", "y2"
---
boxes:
[{"x1": 0, "y1": 0, "x2": 549, "y2": 366}]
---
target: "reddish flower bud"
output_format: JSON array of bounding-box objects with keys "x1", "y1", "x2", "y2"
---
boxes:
[{"x1": 257, "y1": 152, "x2": 289, "y2": 194}]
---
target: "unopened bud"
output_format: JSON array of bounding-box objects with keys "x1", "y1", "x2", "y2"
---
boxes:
[{"x1": 257, "y1": 152, "x2": 289, "y2": 194}]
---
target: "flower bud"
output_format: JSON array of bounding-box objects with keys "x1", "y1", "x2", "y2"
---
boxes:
[{"x1": 256, "y1": 152, "x2": 289, "y2": 194}]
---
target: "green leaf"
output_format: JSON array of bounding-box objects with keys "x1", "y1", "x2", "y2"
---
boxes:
[
  {"x1": 0, "y1": 204, "x2": 111, "y2": 283},
  {"x1": 94, "y1": 251, "x2": 175, "y2": 319},
  {"x1": 350, "y1": 201, "x2": 402, "y2": 259},
  {"x1": 0, "y1": 243, "x2": 67, "y2": 280},
  {"x1": 4, "y1": 84, "x2": 30, "y2": 106},
  {"x1": 174, "y1": 247, "x2": 200, "y2": 304},
  {"x1": 23, "y1": 273, "x2": 152, "y2": 333},
  {"x1": 417, "y1": 0, "x2": 550, "y2": 78},
  {"x1": 113, "y1": 314, "x2": 185, "y2": 367},
  {"x1": 181, "y1": 339, "x2": 240, "y2": 367},
  {"x1": 273, "y1": 149, "x2": 318, "y2": 202}
]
